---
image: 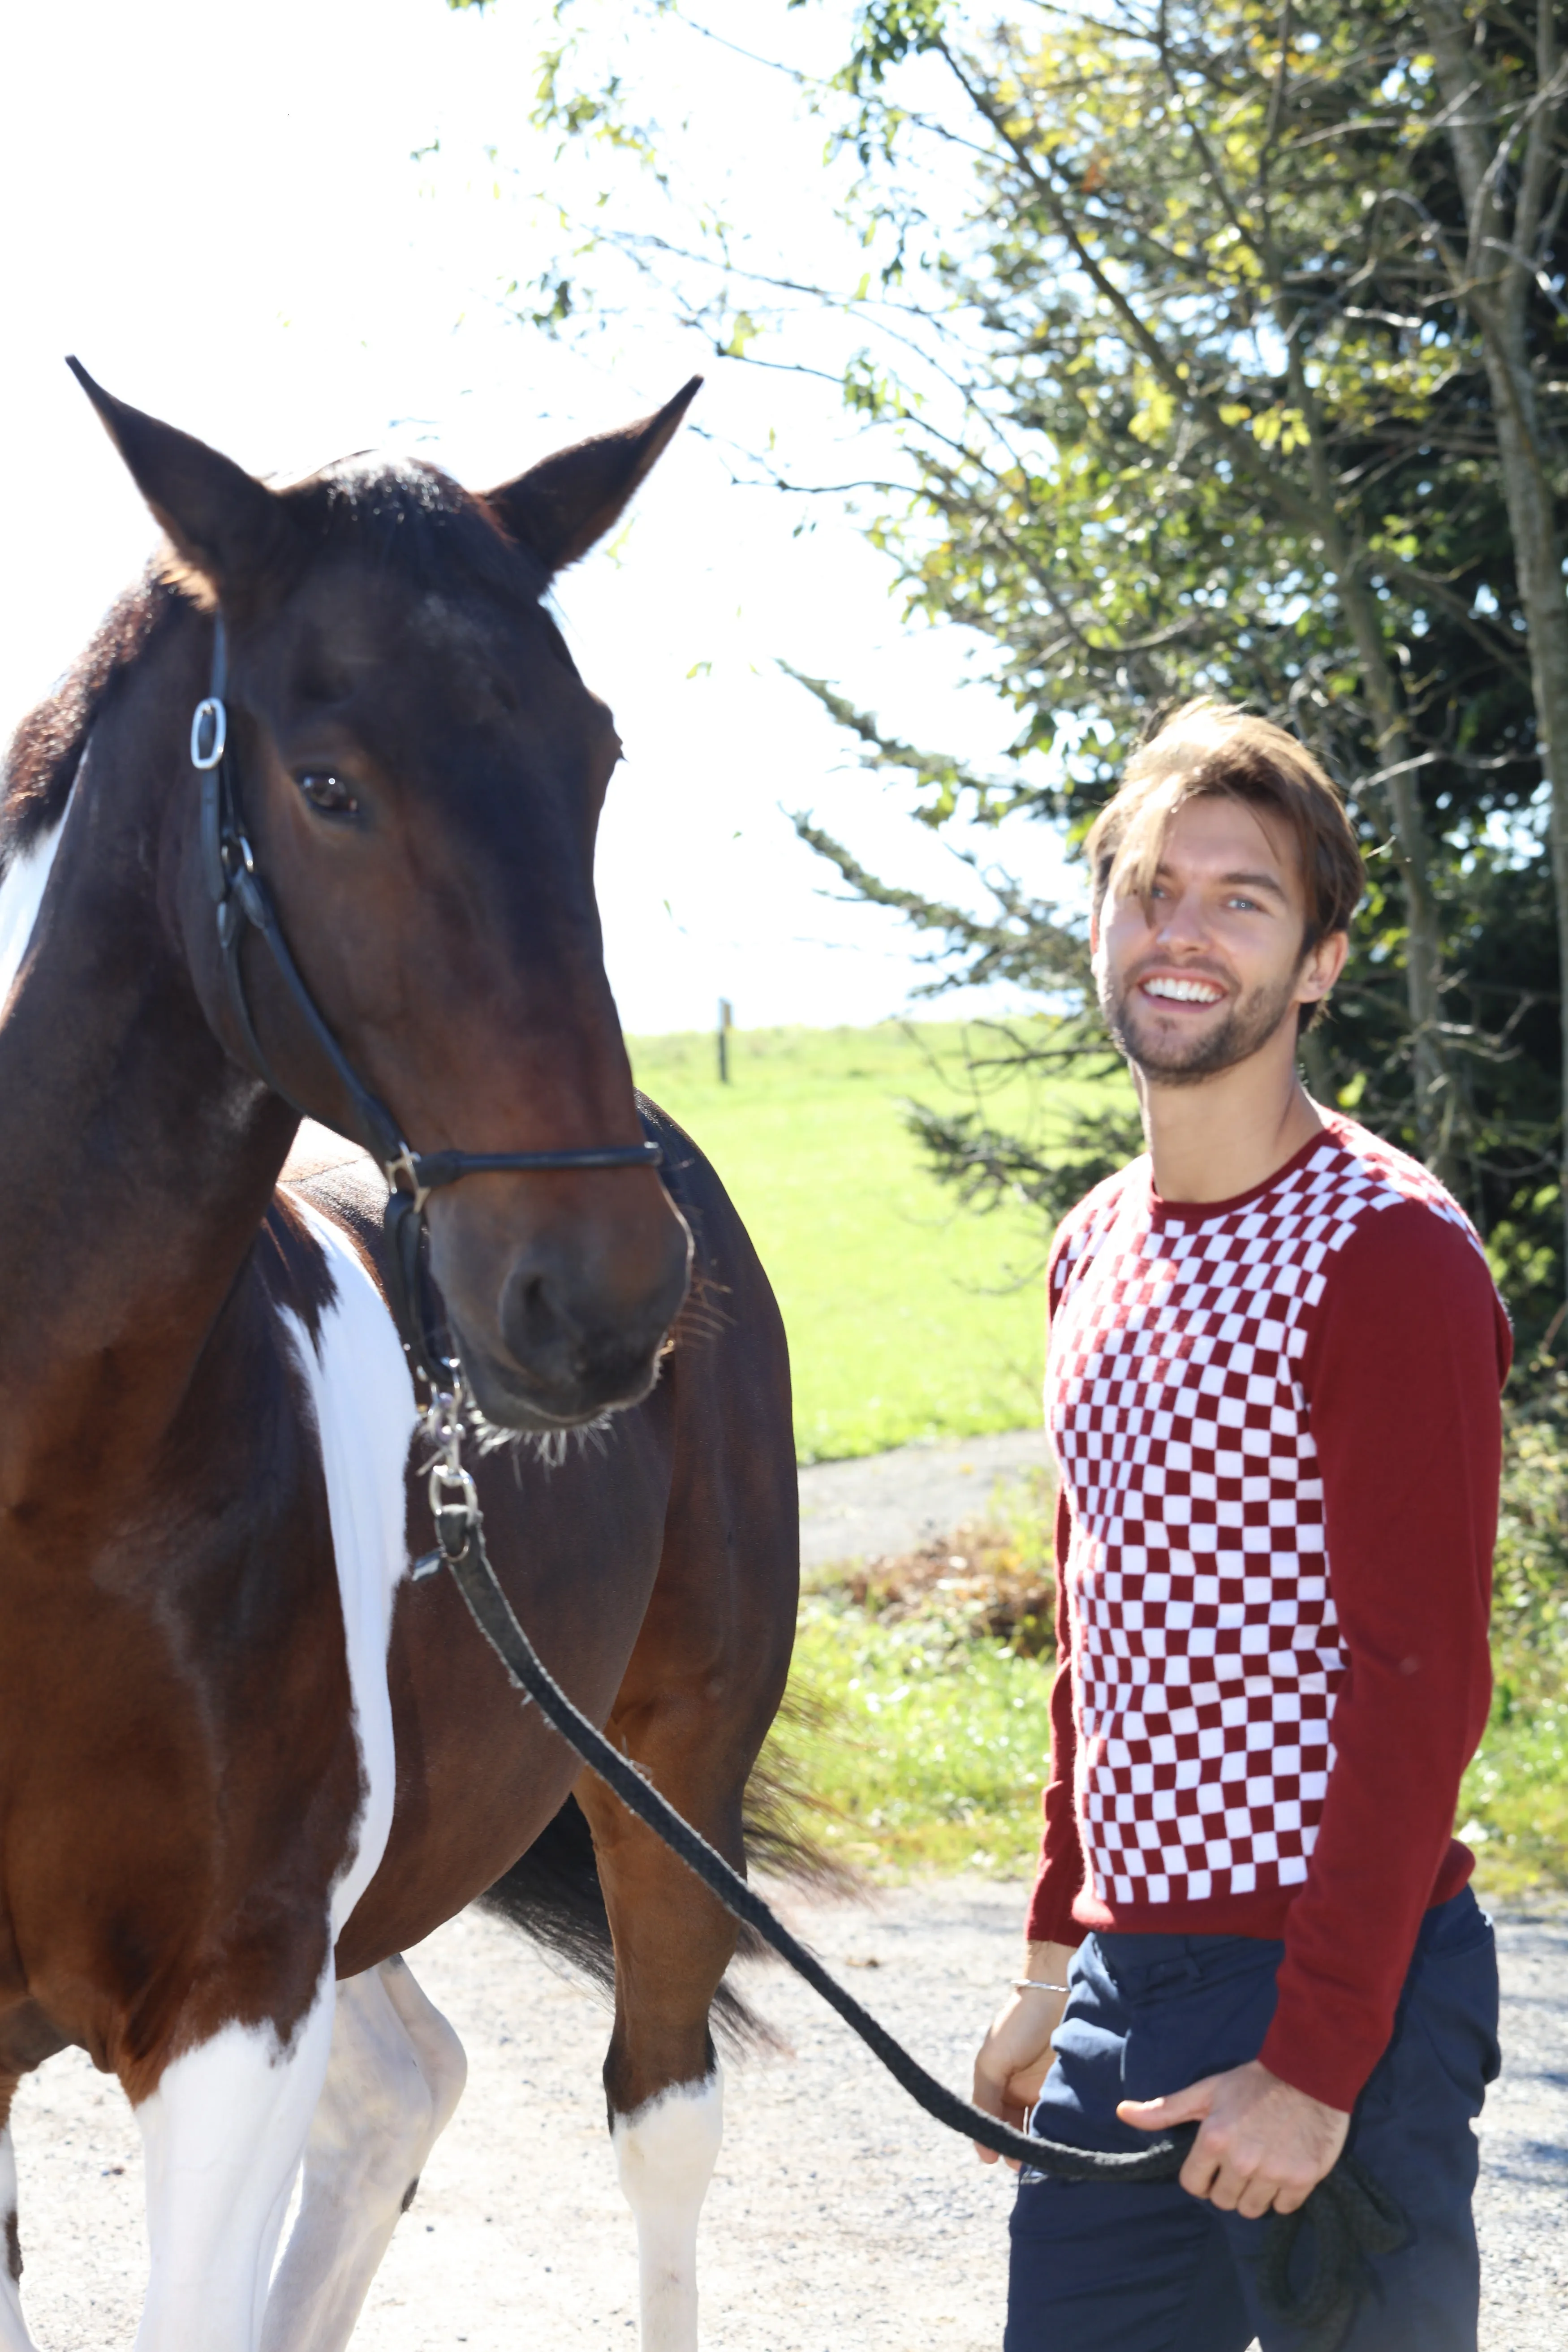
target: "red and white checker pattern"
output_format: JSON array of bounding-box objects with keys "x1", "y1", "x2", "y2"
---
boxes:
[{"x1": 1047, "y1": 1117, "x2": 1485, "y2": 1908}]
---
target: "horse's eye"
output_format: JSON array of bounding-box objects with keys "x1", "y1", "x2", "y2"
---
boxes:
[{"x1": 298, "y1": 772, "x2": 360, "y2": 818}]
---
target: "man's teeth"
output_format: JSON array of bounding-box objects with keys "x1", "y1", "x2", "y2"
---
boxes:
[{"x1": 1144, "y1": 975, "x2": 1223, "y2": 1004}]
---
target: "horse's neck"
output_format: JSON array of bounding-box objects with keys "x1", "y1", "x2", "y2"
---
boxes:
[{"x1": 0, "y1": 688, "x2": 294, "y2": 1503}]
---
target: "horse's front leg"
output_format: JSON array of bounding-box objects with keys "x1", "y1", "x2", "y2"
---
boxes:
[
  {"x1": 260, "y1": 1956, "x2": 467, "y2": 2352},
  {"x1": 133, "y1": 1970, "x2": 338, "y2": 2352},
  {"x1": 0, "y1": 2107, "x2": 39, "y2": 2352},
  {"x1": 576, "y1": 1750, "x2": 739, "y2": 2352}
]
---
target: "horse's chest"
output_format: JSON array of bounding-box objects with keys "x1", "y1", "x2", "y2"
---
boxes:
[
  {"x1": 0, "y1": 1546, "x2": 362, "y2": 2046},
  {"x1": 0, "y1": 1202, "x2": 418, "y2": 2063}
]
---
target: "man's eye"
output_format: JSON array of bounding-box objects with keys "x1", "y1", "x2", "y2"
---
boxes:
[{"x1": 298, "y1": 772, "x2": 360, "y2": 818}]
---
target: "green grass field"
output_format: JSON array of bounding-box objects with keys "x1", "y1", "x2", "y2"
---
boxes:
[{"x1": 627, "y1": 1021, "x2": 1124, "y2": 1462}]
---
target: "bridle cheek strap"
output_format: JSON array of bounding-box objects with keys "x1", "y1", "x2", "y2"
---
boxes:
[{"x1": 191, "y1": 615, "x2": 662, "y2": 1388}]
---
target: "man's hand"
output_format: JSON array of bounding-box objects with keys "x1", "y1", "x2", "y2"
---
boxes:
[
  {"x1": 971, "y1": 1940, "x2": 1078, "y2": 2167},
  {"x1": 1118, "y1": 2060, "x2": 1348, "y2": 2218}
]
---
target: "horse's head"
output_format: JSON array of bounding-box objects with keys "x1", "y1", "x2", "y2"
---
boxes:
[{"x1": 69, "y1": 361, "x2": 697, "y2": 1432}]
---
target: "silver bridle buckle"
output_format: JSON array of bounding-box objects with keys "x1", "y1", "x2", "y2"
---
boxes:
[
  {"x1": 386, "y1": 1146, "x2": 431, "y2": 1215},
  {"x1": 190, "y1": 696, "x2": 228, "y2": 771}
]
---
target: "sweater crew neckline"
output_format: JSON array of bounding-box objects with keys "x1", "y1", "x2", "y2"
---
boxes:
[{"x1": 1143, "y1": 1115, "x2": 1346, "y2": 1226}]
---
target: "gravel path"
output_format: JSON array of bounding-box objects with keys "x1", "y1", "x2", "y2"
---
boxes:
[
  {"x1": 8, "y1": 1882, "x2": 1564, "y2": 2349},
  {"x1": 797, "y1": 1431, "x2": 1048, "y2": 1571}
]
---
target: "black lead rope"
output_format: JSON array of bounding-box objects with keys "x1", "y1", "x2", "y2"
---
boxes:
[
  {"x1": 187, "y1": 621, "x2": 1404, "y2": 2351},
  {"x1": 423, "y1": 1459, "x2": 1405, "y2": 2352},
  {"x1": 190, "y1": 616, "x2": 661, "y2": 1386}
]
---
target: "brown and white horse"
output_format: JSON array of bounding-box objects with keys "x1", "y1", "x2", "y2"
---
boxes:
[{"x1": 0, "y1": 370, "x2": 798, "y2": 2350}]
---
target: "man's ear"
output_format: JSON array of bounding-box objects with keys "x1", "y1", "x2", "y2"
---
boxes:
[
  {"x1": 1297, "y1": 926, "x2": 1350, "y2": 1007},
  {"x1": 67, "y1": 357, "x2": 292, "y2": 602},
  {"x1": 484, "y1": 377, "x2": 702, "y2": 577}
]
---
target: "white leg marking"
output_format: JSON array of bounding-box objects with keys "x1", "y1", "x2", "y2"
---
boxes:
[
  {"x1": 134, "y1": 1973, "x2": 338, "y2": 2352},
  {"x1": 0, "y1": 2128, "x2": 39, "y2": 2352},
  {"x1": 0, "y1": 778, "x2": 78, "y2": 1021},
  {"x1": 280, "y1": 1203, "x2": 417, "y2": 1938},
  {"x1": 261, "y1": 1956, "x2": 466, "y2": 2352},
  {"x1": 612, "y1": 2070, "x2": 724, "y2": 2352}
]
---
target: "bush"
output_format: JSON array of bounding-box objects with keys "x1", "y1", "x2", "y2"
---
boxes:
[{"x1": 1457, "y1": 1378, "x2": 1568, "y2": 1898}]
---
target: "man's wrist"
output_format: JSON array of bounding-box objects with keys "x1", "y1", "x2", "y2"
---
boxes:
[
  {"x1": 1019, "y1": 1938, "x2": 1079, "y2": 1993},
  {"x1": 1255, "y1": 2028, "x2": 1365, "y2": 2117}
]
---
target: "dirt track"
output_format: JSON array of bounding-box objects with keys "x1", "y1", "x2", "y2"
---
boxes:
[
  {"x1": 797, "y1": 1430, "x2": 1049, "y2": 1572},
  {"x1": 9, "y1": 1880, "x2": 1566, "y2": 2350}
]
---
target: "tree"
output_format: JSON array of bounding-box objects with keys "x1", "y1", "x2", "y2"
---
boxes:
[
  {"x1": 463, "y1": 0, "x2": 1568, "y2": 1339},
  {"x1": 788, "y1": 0, "x2": 1568, "y2": 1312},
  {"x1": 1421, "y1": 0, "x2": 1568, "y2": 1292}
]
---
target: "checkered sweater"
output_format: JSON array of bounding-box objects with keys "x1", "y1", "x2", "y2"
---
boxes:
[{"x1": 1026, "y1": 1115, "x2": 1510, "y2": 2108}]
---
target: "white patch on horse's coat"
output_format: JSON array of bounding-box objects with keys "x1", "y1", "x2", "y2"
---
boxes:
[
  {"x1": 133, "y1": 1973, "x2": 338, "y2": 2352},
  {"x1": 0, "y1": 2128, "x2": 37, "y2": 2351},
  {"x1": 260, "y1": 1956, "x2": 466, "y2": 2352},
  {"x1": 128, "y1": 1208, "x2": 416, "y2": 2345},
  {"x1": 278, "y1": 1199, "x2": 418, "y2": 1937},
  {"x1": 612, "y1": 2069, "x2": 724, "y2": 2352},
  {"x1": 0, "y1": 777, "x2": 78, "y2": 1022}
]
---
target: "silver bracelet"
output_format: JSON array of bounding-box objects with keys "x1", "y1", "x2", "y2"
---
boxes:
[{"x1": 1012, "y1": 1978, "x2": 1069, "y2": 1994}]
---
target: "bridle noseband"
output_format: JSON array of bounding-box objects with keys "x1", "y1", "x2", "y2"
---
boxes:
[{"x1": 191, "y1": 616, "x2": 662, "y2": 1390}]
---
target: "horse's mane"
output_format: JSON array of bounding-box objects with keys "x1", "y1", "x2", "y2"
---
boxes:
[
  {"x1": 0, "y1": 458, "x2": 555, "y2": 880},
  {"x1": 0, "y1": 571, "x2": 177, "y2": 870}
]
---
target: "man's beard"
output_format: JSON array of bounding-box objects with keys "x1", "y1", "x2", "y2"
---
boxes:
[{"x1": 1098, "y1": 962, "x2": 1301, "y2": 1088}]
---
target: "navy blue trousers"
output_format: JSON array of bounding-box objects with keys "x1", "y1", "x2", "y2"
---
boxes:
[{"x1": 1006, "y1": 1888, "x2": 1499, "y2": 2352}]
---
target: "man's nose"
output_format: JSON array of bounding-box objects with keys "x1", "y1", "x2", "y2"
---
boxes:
[{"x1": 1153, "y1": 887, "x2": 1210, "y2": 951}]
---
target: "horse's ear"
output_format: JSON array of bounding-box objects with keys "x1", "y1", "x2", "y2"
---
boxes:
[
  {"x1": 484, "y1": 377, "x2": 702, "y2": 576},
  {"x1": 66, "y1": 357, "x2": 290, "y2": 600}
]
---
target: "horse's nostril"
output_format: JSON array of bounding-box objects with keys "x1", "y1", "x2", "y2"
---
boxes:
[
  {"x1": 501, "y1": 1264, "x2": 578, "y2": 1371},
  {"x1": 490, "y1": 1239, "x2": 682, "y2": 1418}
]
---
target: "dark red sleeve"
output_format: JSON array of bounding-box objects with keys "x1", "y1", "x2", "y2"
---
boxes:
[
  {"x1": 1257, "y1": 1201, "x2": 1509, "y2": 2109},
  {"x1": 1025, "y1": 1485, "x2": 1086, "y2": 1943},
  {"x1": 1026, "y1": 1228, "x2": 1087, "y2": 1945}
]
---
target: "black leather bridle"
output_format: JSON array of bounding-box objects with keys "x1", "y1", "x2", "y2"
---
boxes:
[{"x1": 190, "y1": 617, "x2": 662, "y2": 1389}]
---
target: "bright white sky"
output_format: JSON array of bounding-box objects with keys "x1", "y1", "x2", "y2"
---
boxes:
[{"x1": 0, "y1": 0, "x2": 1077, "y2": 1035}]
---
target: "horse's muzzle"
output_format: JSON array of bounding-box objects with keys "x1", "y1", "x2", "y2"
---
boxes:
[{"x1": 436, "y1": 1191, "x2": 693, "y2": 1430}]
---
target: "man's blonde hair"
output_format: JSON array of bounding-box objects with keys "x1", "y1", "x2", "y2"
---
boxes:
[{"x1": 1086, "y1": 702, "x2": 1365, "y2": 961}]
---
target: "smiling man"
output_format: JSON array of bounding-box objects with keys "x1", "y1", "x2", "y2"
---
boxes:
[{"x1": 973, "y1": 703, "x2": 1511, "y2": 2351}]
